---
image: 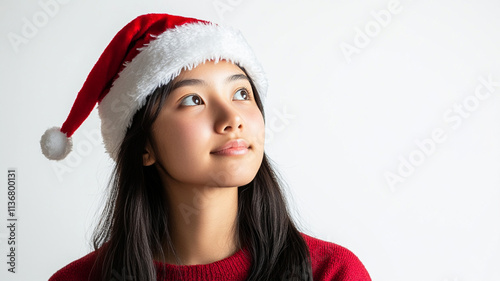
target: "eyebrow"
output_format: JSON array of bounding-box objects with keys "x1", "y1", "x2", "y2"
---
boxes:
[
  {"x1": 226, "y1": 74, "x2": 250, "y2": 83},
  {"x1": 171, "y1": 74, "x2": 250, "y2": 91},
  {"x1": 171, "y1": 79, "x2": 207, "y2": 91}
]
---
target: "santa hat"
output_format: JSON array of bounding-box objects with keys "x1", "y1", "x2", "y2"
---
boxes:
[{"x1": 40, "y1": 13, "x2": 267, "y2": 161}]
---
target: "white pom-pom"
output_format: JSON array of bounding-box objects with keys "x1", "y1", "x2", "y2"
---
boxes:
[{"x1": 40, "y1": 127, "x2": 73, "y2": 160}]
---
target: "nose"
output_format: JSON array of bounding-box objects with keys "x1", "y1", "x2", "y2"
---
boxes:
[{"x1": 213, "y1": 101, "x2": 244, "y2": 134}]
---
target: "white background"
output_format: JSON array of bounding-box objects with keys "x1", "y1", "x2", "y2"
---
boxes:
[{"x1": 1, "y1": 0, "x2": 499, "y2": 280}]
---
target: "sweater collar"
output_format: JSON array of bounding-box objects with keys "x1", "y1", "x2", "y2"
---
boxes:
[{"x1": 153, "y1": 246, "x2": 251, "y2": 280}]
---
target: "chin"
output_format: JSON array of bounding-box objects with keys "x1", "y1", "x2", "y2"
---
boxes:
[
  {"x1": 203, "y1": 170, "x2": 258, "y2": 188},
  {"x1": 214, "y1": 176, "x2": 256, "y2": 188}
]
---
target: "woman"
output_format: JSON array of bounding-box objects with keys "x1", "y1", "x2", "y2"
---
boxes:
[{"x1": 42, "y1": 13, "x2": 371, "y2": 281}]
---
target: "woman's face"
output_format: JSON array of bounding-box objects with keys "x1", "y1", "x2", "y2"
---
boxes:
[{"x1": 145, "y1": 60, "x2": 265, "y2": 188}]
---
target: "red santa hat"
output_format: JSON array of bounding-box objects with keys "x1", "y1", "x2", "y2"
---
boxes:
[{"x1": 40, "y1": 13, "x2": 267, "y2": 161}]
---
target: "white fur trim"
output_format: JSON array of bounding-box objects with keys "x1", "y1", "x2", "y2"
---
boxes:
[
  {"x1": 98, "y1": 22, "x2": 267, "y2": 161},
  {"x1": 40, "y1": 127, "x2": 73, "y2": 160}
]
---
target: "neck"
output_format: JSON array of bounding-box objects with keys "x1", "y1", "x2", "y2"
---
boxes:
[{"x1": 157, "y1": 178, "x2": 240, "y2": 265}]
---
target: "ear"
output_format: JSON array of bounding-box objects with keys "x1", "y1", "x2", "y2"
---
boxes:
[{"x1": 143, "y1": 141, "x2": 156, "y2": 166}]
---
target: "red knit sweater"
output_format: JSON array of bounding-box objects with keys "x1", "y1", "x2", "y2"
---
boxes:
[{"x1": 49, "y1": 233, "x2": 371, "y2": 280}]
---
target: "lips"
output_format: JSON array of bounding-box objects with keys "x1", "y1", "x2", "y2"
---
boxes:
[{"x1": 211, "y1": 139, "x2": 250, "y2": 155}]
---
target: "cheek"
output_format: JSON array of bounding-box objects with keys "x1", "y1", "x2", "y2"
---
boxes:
[
  {"x1": 155, "y1": 113, "x2": 209, "y2": 169},
  {"x1": 160, "y1": 116, "x2": 211, "y2": 160},
  {"x1": 246, "y1": 109, "x2": 266, "y2": 149}
]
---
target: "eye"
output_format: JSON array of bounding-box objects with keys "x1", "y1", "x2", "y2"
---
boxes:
[
  {"x1": 180, "y1": 94, "x2": 204, "y2": 106},
  {"x1": 233, "y1": 88, "x2": 250, "y2": 101}
]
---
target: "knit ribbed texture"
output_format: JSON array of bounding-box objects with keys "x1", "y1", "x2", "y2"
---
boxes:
[
  {"x1": 153, "y1": 246, "x2": 251, "y2": 280},
  {"x1": 49, "y1": 232, "x2": 371, "y2": 281}
]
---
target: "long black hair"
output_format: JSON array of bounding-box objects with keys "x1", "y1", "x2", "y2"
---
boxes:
[{"x1": 91, "y1": 65, "x2": 313, "y2": 281}]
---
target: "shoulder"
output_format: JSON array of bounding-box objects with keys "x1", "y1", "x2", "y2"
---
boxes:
[
  {"x1": 300, "y1": 232, "x2": 372, "y2": 281},
  {"x1": 49, "y1": 249, "x2": 102, "y2": 281}
]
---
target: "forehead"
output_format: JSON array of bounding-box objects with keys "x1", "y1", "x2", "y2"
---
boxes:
[{"x1": 173, "y1": 60, "x2": 246, "y2": 82}]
